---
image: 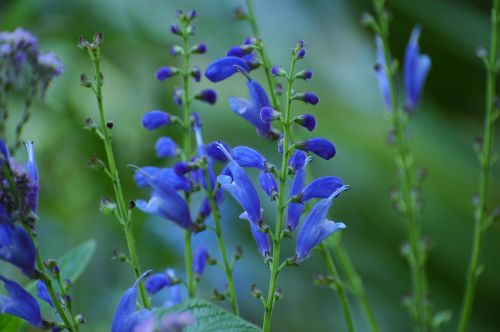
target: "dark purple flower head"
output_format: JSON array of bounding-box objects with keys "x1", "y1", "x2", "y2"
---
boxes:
[
  {"x1": 155, "y1": 137, "x2": 178, "y2": 158},
  {"x1": 295, "y1": 186, "x2": 349, "y2": 262},
  {"x1": 404, "y1": 26, "x2": 431, "y2": 111},
  {"x1": 296, "y1": 69, "x2": 313, "y2": 80},
  {"x1": 294, "y1": 92, "x2": 319, "y2": 105},
  {"x1": 142, "y1": 110, "x2": 171, "y2": 130},
  {"x1": 195, "y1": 89, "x2": 217, "y2": 105},
  {"x1": 294, "y1": 114, "x2": 316, "y2": 131},
  {"x1": 191, "y1": 43, "x2": 207, "y2": 54},
  {"x1": 296, "y1": 138, "x2": 336, "y2": 160},
  {"x1": 0, "y1": 275, "x2": 43, "y2": 328},
  {"x1": 112, "y1": 271, "x2": 153, "y2": 332},
  {"x1": 205, "y1": 56, "x2": 250, "y2": 82},
  {"x1": 156, "y1": 66, "x2": 179, "y2": 81},
  {"x1": 296, "y1": 48, "x2": 306, "y2": 59}
]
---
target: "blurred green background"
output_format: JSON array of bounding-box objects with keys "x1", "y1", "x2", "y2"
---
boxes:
[{"x1": 1, "y1": 0, "x2": 500, "y2": 331}]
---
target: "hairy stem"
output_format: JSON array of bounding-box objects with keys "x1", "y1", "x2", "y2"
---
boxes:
[
  {"x1": 90, "y1": 49, "x2": 149, "y2": 308},
  {"x1": 320, "y1": 243, "x2": 356, "y2": 332},
  {"x1": 373, "y1": 1, "x2": 427, "y2": 329},
  {"x1": 458, "y1": 1, "x2": 500, "y2": 331}
]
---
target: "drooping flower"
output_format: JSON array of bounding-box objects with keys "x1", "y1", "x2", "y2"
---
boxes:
[
  {"x1": 0, "y1": 223, "x2": 37, "y2": 277},
  {"x1": 294, "y1": 114, "x2": 316, "y2": 131},
  {"x1": 229, "y1": 77, "x2": 278, "y2": 139},
  {"x1": 374, "y1": 36, "x2": 391, "y2": 110},
  {"x1": 195, "y1": 89, "x2": 217, "y2": 105},
  {"x1": 36, "y1": 281, "x2": 56, "y2": 308},
  {"x1": 142, "y1": 111, "x2": 171, "y2": 130},
  {"x1": 134, "y1": 167, "x2": 190, "y2": 191},
  {"x1": 216, "y1": 143, "x2": 263, "y2": 226},
  {"x1": 0, "y1": 275, "x2": 43, "y2": 328},
  {"x1": 205, "y1": 56, "x2": 250, "y2": 82},
  {"x1": 249, "y1": 222, "x2": 271, "y2": 257},
  {"x1": 231, "y1": 146, "x2": 267, "y2": 170},
  {"x1": 301, "y1": 176, "x2": 344, "y2": 202},
  {"x1": 296, "y1": 138, "x2": 336, "y2": 160},
  {"x1": 258, "y1": 172, "x2": 278, "y2": 197},
  {"x1": 156, "y1": 66, "x2": 179, "y2": 81},
  {"x1": 295, "y1": 185, "x2": 349, "y2": 262},
  {"x1": 145, "y1": 272, "x2": 173, "y2": 295},
  {"x1": 155, "y1": 137, "x2": 178, "y2": 158},
  {"x1": 403, "y1": 26, "x2": 431, "y2": 111},
  {"x1": 111, "y1": 271, "x2": 153, "y2": 332}
]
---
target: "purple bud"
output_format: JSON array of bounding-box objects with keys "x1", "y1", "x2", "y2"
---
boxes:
[
  {"x1": 193, "y1": 246, "x2": 209, "y2": 276},
  {"x1": 271, "y1": 66, "x2": 286, "y2": 77},
  {"x1": 170, "y1": 24, "x2": 182, "y2": 36},
  {"x1": 303, "y1": 92, "x2": 319, "y2": 105},
  {"x1": 404, "y1": 26, "x2": 431, "y2": 111},
  {"x1": 156, "y1": 66, "x2": 178, "y2": 81},
  {"x1": 278, "y1": 134, "x2": 284, "y2": 154},
  {"x1": 173, "y1": 88, "x2": 183, "y2": 106},
  {"x1": 294, "y1": 114, "x2": 316, "y2": 131},
  {"x1": 145, "y1": 272, "x2": 172, "y2": 294},
  {"x1": 191, "y1": 43, "x2": 207, "y2": 54},
  {"x1": 260, "y1": 106, "x2": 280, "y2": 123},
  {"x1": 170, "y1": 45, "x2": 183, "y2": 57},
  {"x1": 174, "y1": 161, "x2": 190, "y2": 176},
  {"x1": 288, "y1": 150, "x2": 308, "y2": 172},
  {"x1": 296, "y1": 69, "x2": 313, "y2": 80},
  {"x1": 142, "y1": 111, "x2": 170, "y2": 130},
  {"x1": 249, "y1": 222, "x2": 271, "y2": 257},
  {"x1": 296, "y1": 138, "x2": 336, "y2": 160},
  {"x1": 156, "y1": 137, "x2": 178, "y2": 158},
  {"x1": 190, "y1": 67, "x2": 201, "y2": 82},
  {"x1": 226, "y1": 46, "x2": 245, "y2": 57},
  {"x1": 297, "y1": 48, "x2": 306, "y2": 59},
  {"x1": 187, "y1": 9, "x2": 197, "y2": 19},
  {"x1": 195, "y1": 89, "x2": 217, "y2": 105}
]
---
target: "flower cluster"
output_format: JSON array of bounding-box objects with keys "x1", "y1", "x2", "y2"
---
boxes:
[{"x1": 0, "y1": 28, "x2": 63, "y2": 96}]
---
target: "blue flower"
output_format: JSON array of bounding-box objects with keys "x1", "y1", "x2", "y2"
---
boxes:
[
  {"x1": 249, "y1": 222, "x2": 271, "y2": 257},
  {"x1": 229, "y1": 78, "x2": 278, "y2": 139},
  {"x1": 295, "y1": 185, "x2": 349, "y2": 262},
  {"x1": 36, "y1": 280, "x2": 56, "y2": 308},
  {"x1": 216, "y1": 144, "x2": 263, "y2": 226},
  {"x1": 301, "y1": 176, "x2": 344, "y2": 202},
  {"x1": 258, "y1": 172, "x2": 278, "y2": 197},
  {"x1": 142, "y1": 111, "x2": 171, "y2": 130},
  {"x1": 287, "y1": 151, "x2": 310, "y2": 231},
  {"x1": 193, "y1": 246, "x2": 209, "y2": 277},
  {"x1": 403, "y1": 26, "x2": 431, "y2": 111},
  {"x1": 135, "y1": 173, "x2": 194, "y2": 231},
  {"x1": 24, "y1": 142, "x2": 38, "y2": 213},
  {"x1": 195, "y1": 89, "x2": 217, "y2": 105},
  {"x1": 0, "y1": 224, "x2": 37, "y2": 277},
  {"x1": 155, "y1": 137, "x2": 178, "y2": 158},
  {"x1": 296, "y1": 138, "x2": 336, "y2": 160},
  {"x1": 205, "y1": 56, "x2": 250, "y2": 82},
  {"x1": 231, "y1": 146, "x2": 267, "y2": 170},
  {"x1": 156, "y1": 66, "x2": 178, "y2": 81},
  {"x1": 112, "y1": 271, "x2": 153, "y2": 332},
  {"x1": 145, "y1": 272, "x2": 173, "y2": 294},
  {"x1": 0, "y1": 275, "x2": 43, "y2": 328},
  {"x1": 294, "y1": 114, "x2": 316, "y2": 131},
  {"x1": 134, "y1": 167, "x2": 190, "y2": 191},
  {"x1": 374, "y1": 36, "x2": 391, "y2": 110},
  {"x1": 206, "y1": 141, "x2": 230, "y2": 162}
]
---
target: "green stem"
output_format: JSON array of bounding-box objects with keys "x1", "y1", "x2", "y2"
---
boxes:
[
  {"x1": 90, "y1": 49, "x2": 149, "y2": 308},
  {"x1": 13, "y1": 84, "x2": 37, "y2": 153},
  {"x1": 181, "y1": 21, "x2": 196, "y2": 298},
  {"x1": 27, "y1": 228, "x2": 77, "y2": 332},
  {"x1": 373, "y1": 1, "x2": 427, "y2": 330},
  {"x1": 245, "y1": 0, "x2": 280, "y2": 110},
  {"x1": 204, "y1": 169, "x2": 239, "y2": 314},
  {"x1": 0, "y1": 84, "x2": 7, "y2": 139},
  {"x1": 458, "y1": 1, "x2": 499, "y2": 331},
  {"x1": 262, "y1": 58, "x2": 296, "y2": 332},
  {"x1": 320, "y1": 243, "x2": 356, "y2": 332},
  {"x1": 333, "y1": 240, "x2": 381, "y2": 332}
]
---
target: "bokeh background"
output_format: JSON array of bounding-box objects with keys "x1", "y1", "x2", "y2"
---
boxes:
[{"x1": 1, "y1": 0, "x2": 500, "y2": 331}]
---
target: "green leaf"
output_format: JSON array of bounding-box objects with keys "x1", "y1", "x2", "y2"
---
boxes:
[
  {"x1": 58, "y1": 238, "x2": 97, "y2": 283},
  {"x1": 0, "y1": 315, "x2": 22, "y2": 332},
  {"x1": 158, "y1": 299, "x2": 261, "y2": 332}
]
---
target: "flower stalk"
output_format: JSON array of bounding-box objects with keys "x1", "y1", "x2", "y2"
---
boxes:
[
  {"x1": 82, "y1": 36, "x2": 149, "y2": 308},
  {"x1": 458, "y1": 1, "x2": 500, "y2": 331}
]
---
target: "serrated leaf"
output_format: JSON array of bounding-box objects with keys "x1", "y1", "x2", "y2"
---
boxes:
[{"x1": 158, "y1": 299, "x2": 261, "y2": 332}]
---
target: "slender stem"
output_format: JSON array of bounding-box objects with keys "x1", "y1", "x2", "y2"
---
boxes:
[
  {"x1": 373, "y1": 1, "x2": 427, "y2": 330},
  {"x1": 262, "y1": 58, "x2": 296, "y2": 332},
  {"x1": 320, "y1": 243, "x2": 356, "y2": 332},
  {"x1": 458, "y1": 1, "x2": 499, "y2": 331},
  {"x1": 13, "y1": 84, "x2": 37, "y2": 153},
  {"x1": 26, "y1": 227, "x2": 77, "y2": 332},
  {"x1": 204, "y1": 168, "x2": 239, "y2": 314},
  {"x1": 245, "y1": 0, "x2": 280, "y2": 110},
  {"x1": 90, "y1": 49, "x2": 149, "y2": 308},
  {"x1": 181, "y1": 21, "x2": 195, "y2": 298},
  {"x1": 0, "y1": 82, "x2": 7, "y2": 137},
  {"x1": 333, "y1": 240, "x2": 381, "y2": 332}
]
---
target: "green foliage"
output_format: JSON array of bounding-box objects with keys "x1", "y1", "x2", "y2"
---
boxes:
[{"x1": 158, "y1": 299, "x2": 261, "y2": 332}]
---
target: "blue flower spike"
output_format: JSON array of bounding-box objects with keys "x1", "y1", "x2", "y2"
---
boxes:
[{"x1": 295, "y1": 185, "x2": 350, "y2": 263}]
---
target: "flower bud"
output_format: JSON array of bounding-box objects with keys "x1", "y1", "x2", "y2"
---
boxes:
[
  {"x1": 293, "y1": 114, "x2": 316, "y2": 131},
  {"x1": 190, "y1": 43, "x2": 207, "y2": 54},
  {"x1": 195, "y1": 89, "x2": 217, "y2": 105},
  {"x1": 155, "y1": 66, "x2": 179, "y2": 81},
  {"x1": 170, "y1": 45, "x2": 184, "y2": 57},
  {"x1": 142, "y1": 110, "x2": 171, "y2": 130},
  {"x1": 100, "y1": 197, "x2": 117, "y2": 215}
]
